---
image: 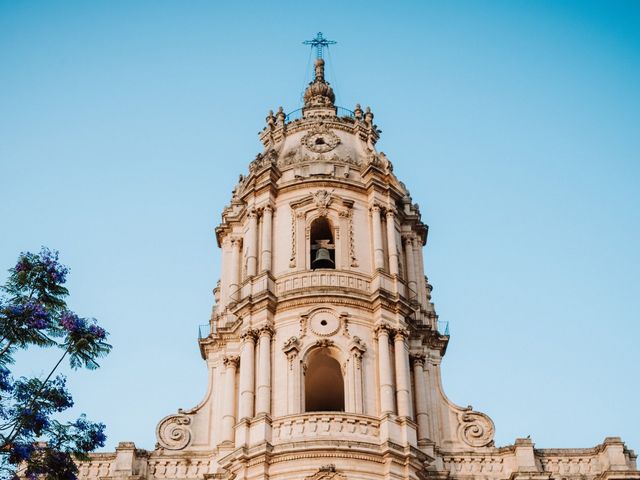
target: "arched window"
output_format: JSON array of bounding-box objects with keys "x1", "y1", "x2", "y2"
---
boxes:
[
  {"x1": 310, "y1": 217, "x2": 335, "y2": 269},
  {"x1": 304, "y1": 349, "x2": 344, "y2": 412}
]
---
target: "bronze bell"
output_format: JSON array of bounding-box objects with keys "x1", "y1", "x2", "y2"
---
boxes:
[{"x1": 312, "y1": 248, "x2": 334, "y2": 269}]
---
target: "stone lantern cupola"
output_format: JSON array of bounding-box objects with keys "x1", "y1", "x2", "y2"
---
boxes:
[{"x1": 303, "y1": 58, "x2": 336, "y2": 117}]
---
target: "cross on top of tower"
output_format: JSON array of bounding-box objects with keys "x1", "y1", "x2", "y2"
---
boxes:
[{"x1": 302, "y1": 32, "x2": 337, "y2": 59}]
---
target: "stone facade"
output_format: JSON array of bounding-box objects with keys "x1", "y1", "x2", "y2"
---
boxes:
[{"x1": 78, "y1": 58, "x2": 639, "y2": 480}]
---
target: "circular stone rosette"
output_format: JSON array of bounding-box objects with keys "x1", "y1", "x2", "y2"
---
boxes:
[
  {"x1": 301, "y1": 128, "x2": 341, "y2": 153},
  {"x1": 309, "y1": 309, "x2": 340, "y2": 337}
]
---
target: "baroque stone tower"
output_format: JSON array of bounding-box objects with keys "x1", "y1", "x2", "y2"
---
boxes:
[{"x1": 79, "y1": 57, "x2": 639, "y2": 480}]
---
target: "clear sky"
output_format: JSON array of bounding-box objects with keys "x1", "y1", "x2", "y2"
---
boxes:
[{"x1": 1, "y1": 0, "x2": 639, "y2": 453}]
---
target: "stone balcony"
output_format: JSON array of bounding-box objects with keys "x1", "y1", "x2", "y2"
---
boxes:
[
  {"x1": 272, "y1": 412, "x2": 381, "y2": 446},
  {"x1": 275, "y1": 270, "x2": 372, "y2": 299}
]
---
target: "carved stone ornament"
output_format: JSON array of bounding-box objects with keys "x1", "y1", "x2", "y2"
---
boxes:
[
  {"x1": 282, "y1": 336, "x2": 300, "y2": 356},
  {"x1": 305, "y1": 464, "x2": 347, "y2": 480},
  {"x1": 156, "y1": 413, "x2": 192, "y2": 450},
  {"x1": 309, "y1": 309, "x2": 340, "y2": 337},
  {"x1": 313, "y1": 189, "x2": 332, "y2": 214},
  {"x1": 314, "y1": 338, "x2": 334, "y2": 348},
  {"x1": 457, "y1": 410, "x2": 496, "y2": 448},
  {"x1": 301, "y1": 124, "x2": 340, "y2": 153}
]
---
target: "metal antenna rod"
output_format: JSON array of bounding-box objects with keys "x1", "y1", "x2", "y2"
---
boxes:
[{"x1": 302, "y1": 32, "x2": 337, "y2": 59}]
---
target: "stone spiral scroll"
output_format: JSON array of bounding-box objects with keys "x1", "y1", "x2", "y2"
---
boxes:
[
  {"x1": 156, "y1": 413, "x2": 192, "y2": 450},
  {"x1": 457, "y1": 411, "x2": 495, "y2": 448}
]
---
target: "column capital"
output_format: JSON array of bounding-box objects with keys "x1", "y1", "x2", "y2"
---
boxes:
[
  {"x1": 223, "y1": 355, "x2": 240, "y2": 368},
  {"x1": 410, "y1": 353, "x2": 426, "y2": 367},
  {"x1": 247, "y1": 208, "x2": 259, "y2": 219},
  {"x1": 393, "y1": 327, "x2": 409, "y2": 341},
  {"x1": 240, "y1": 329, "x2": 258, "y2": 342},
  {"x1": 402, "y1": 233, "x2": 415, "y2": 246},
  {"x1": 369, "y1": 203, "x2": 383, "y2": 214},
  {"x1": 373, "y1": 322, "x2": 393, "y2": 338},
  {"x1": 258, "y1": 324, "x2": 274, "y2": 338},
  {"x1": 385, "y1": 207, "x2": 397, "y2": 218},
  {"x1": 262, "y1": 204, "x2": 274, "y2": 214}
]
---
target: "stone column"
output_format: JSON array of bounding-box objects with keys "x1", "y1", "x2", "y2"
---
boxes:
[
  {"x1": 394, "y1": 328, "x2": 412, "y2": 418},
  {"x1": 403, "y1": 235, "x2": 417, "y2": 300},
  {"x1": 375, "y1": 324, "x2": 395, "y2": 415},
  {"x1": 412, "y1": 354, "x2": 429, "y2": 441},
  {"x1": 229, "y1": 238, "x2": 241, "y2": 302},
  {"x1": 413, "y1": 237, "x2": 426, "y2": 309},
  {"x1": 260, "y1": 205, "x2": 273, "y2": 273},
  {"x1": 221, "y1": 356, "x2": 239, "y2": 443},
  {"x1": 238, "y1": 331, "x2": 256, "y2": 420},
  {"x1": 255, "y1": 326, "x2": 273, "y2": 416},
  {"x1": 371, "y1": 205, "x2": 385, "y2": 270},
  {"x1": 246, "y1": 210, "x2": 258, "y2": 277},
  {"x1": 283, "y1": 338, "x2": 301, "y2": 414},
  {"x1": 220, "y1": 237, "x2": 231, "y2": 307},
  {"x1": 428, "y1": 352, "x2": 447, "y2": 441},
  {"x1": 386, "y1": 209, "x2": 399, "y2": 276},
  {"x1": 350, "y1": 338, "x2": 366, "y2": 414}
]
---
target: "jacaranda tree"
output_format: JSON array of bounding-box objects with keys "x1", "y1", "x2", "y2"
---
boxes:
[{"x1": 0, "y1": 248, "x2": 111, "y2": 479}]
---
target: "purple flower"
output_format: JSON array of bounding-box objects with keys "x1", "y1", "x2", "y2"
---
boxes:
[
  {"x1": 0, "y1": 365, "x2": 12, "y2": 392},
  {"x1": 9, "y1": 442, "x2": 35, "y2": 463},
  {"x1": 40, "y1": 247, "x2": 69, "y2": 284},
  {"x1": 60, "y1": 311, "x2": 107, "y2": 340},
  {"x1": 25, "y1": 301, "x2": 51, "y2": 329},
  {"x1": 60, "y1": 311, "x2": 83, "y2": 333},
  {"x1": 88, "y1": 324, "x2": 106, "y2": 340},
  {"x1": 6, "y1": 300, "x2": 51, "y2": 329}
]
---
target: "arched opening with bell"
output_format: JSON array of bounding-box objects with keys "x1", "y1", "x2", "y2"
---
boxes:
[{"x1": 310, "y1": 217, "x2": 335, "y2": 269}]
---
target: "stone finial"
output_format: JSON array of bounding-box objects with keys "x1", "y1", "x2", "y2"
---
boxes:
[
  {"x1": 266, "y1": 110, "x2": 276, "y2": 130},
  {"x1": 354, "y1": 104, "x2": 363, "y2": 121},
  {"x1": 303, "y1": 58, "x2": 336, "y2": 112},
  {"x1": 364, "y1": 106, "x2": 374, "y2": 126},
  {"x1": 276, "y1": 106, "x2": 286, "y2": 125},
  {"x1": 314, "y1": 58, "x2": 325, "y2": 81}
]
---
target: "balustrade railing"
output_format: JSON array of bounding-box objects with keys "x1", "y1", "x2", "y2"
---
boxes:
[
  {"x1": 285, "y1": 106, "x2": 355, "y2": 123},
  {"x1": 275, "y1": 270, "x2": 371, "y2": 297},
  {"x1": 272, "y1": 412, "x2": 380, "y2": 445}
]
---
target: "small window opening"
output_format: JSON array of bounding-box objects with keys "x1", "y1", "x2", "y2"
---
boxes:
[
  {"x1": 305, "y1": 350, "x2": 345, "y2": 412},
  {"x1": 310, "y1": 217, "x2": 335, "y2": 269},
  {"x1": 315, "y1": 137, "x2": 325, "y2": 145}
]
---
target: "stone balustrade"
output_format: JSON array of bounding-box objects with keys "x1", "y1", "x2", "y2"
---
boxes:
[
  {"x1": 275, "y1": 270, "x2": 371, "y2": 298},
  {"x1": 77, "y1": 458, "x2": 114, "y2": 479},
  {"x1": 272, "y1": 412, "x2": 380, "y2": 445},
  {"x1": 148, "y1": 459, "x2": 212, "y2": 479}
]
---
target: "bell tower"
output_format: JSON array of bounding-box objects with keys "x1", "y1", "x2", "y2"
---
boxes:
[{"x1": 77, "y1": 39, "x2": 640, "y2": 480}]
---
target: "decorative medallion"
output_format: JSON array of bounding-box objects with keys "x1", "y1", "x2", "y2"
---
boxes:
[
  {"x1": 301, "y1": 125, "x2": 340, "y2": 153},
  {"x1": 309, "y1": 309, "x2": 340, "y2": 337}
]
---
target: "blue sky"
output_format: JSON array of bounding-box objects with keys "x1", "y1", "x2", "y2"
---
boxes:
[{"x1": 1, "y1": 1, "x2": 638, "y2": 452}]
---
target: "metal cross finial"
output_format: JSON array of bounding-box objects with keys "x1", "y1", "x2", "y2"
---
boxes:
[{"x1": 302, "y1": 32, "x2": 337, "y2": 59}]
